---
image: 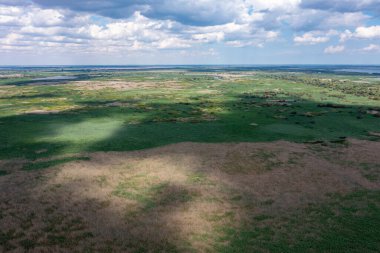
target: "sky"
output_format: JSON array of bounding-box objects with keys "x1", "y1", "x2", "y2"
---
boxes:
[{"x1": 0, "y1": 0, "x2": 380, "y2": 65}]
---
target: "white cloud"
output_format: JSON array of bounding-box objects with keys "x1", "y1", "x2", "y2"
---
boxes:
[
  {"x1": 362, "y1": 44, "x2": 380, "y2": 52},
  {"x1": 0, "y1": 0, "x2": 379, "y2": 59},
  {"x1": 155, "y1": 37, "x2": 191, "y2": 49},
  {"x1": 340, "y1": 26, "x2": 380, "y2": 42},
  {"x1": 0, "y1": 5, "x2": 83, "y2": 27},
  {"x1": 323, "y1": 12, "x2": 368, "y2": 28},
  {"x1": 1, "y1": 32, "x2": 22, "y2": 44},
  {"x1": 294, "y1": 32, "x2": 329, "y2": 45},
  {"x1": 355, "y1": 26, "x2": 380, "y2": 39},
  {"x1": 192, "y1": 32, "x2": 224, "y2": 43},
  {"x1": 0, "y1": 2, "x2": 283, "y2": 54},
  {"x1": 339, "y1": 30, "x2": 353, "y2": 42},
  {"x1": 324, "y1": 45, "x2": 345, "y2": 54},
  {"x1": 284, "y1": 10, "x2": 368, "y2": 31}
]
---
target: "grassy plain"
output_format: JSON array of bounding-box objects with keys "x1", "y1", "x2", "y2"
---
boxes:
[{"x1": 0, "y1": 68, "x2": 379, "y2": 252}]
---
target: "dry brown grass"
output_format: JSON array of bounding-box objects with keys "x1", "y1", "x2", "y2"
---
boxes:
[
  {"x1": 1, "y1": 139, "x2": 379, "y2": 252},
  {"x1": 71, "y1": 80, "x2": 185, "y2": 91}
]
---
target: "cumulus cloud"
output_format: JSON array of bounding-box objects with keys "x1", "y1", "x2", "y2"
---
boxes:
[
  {"x1": 0, "y1": 0, "x2": 380, "y2": 59},
  {"x1": 0, "y1": 1, "x2": 284, "y2": 54},
  {"x1": 294, "y1": 31, "x2": 330, "y2": 45},
  {"x1": 324, "y1": 45, "x2": 345, "y2": 54},
  {"x1": 29, "y1": 0, "x2": 306, "y2": 27},
  {"x1": 340, "y1": 26, "x2": 380, "y2": 42},
  {"x1": 31, "y1": 0, "x2": 246, "y2": 26},
  {"x1": 355, "y1": 26, "x2": 380, "y2": 39},
  {"x1": 283, "y1": 10, "x2": 368, "y2": 31},
  {"x1": 362, "y1": 44, "x2": 380, "y2": 52}
]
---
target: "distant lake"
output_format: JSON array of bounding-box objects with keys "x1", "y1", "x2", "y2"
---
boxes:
[
  {"x1": 32, "y1": 76, "x2": 77, "y2": 81},
  {"x1": 335, "y1": 68, "x2": 380, "y2": 74}
]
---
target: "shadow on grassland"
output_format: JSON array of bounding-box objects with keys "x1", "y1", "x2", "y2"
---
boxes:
[
  {"x1": 1, "y1": 137, "x2": 379, "y2": 252},
  {"x1": 0, "y1": 92, "x2": 379, "y2": 161}
]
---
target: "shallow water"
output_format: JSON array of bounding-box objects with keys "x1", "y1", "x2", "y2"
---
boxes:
[
  {"x1": 32, "y1": 75, "x2": 77, "y2": 81},
  {"x1": 336, "y1": 68, "x2": 380, "y2": 74}
]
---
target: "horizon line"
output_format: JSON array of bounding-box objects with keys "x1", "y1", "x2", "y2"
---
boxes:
[{"x1": 1, "y1": 64, "x2": 380, "y2": 67}]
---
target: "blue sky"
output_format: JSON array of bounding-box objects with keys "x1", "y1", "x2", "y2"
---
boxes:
[{"x1": 0, "y1": 0, "x2": 380, "y2": 65}]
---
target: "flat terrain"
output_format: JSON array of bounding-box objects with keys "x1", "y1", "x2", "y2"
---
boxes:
[{"x1": 0, "y1": 67, "x2": 380, "y2": 252}]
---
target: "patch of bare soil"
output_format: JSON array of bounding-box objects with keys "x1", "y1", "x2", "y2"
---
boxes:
[
  {"x1": 0, "y1": 159, "x2": 26, "y2": 172},
  {"x1": 187, "y1": 72, "x2": 255, "y2": 81},
  {"x1": 72, "y1": 80, "x2": 184, "y2": 91},
  {"x1": 0, "y1": 74, "x2": 24, "y2": 78},
  {"x1": 0, "y1": 139, "x2": 379, "y2": 252},
  {"x1": 196, "y1": 89, "x2": 219, "y2": 94},
  {"x1": 212, "y1": 73, "x2": 254, "y2": 80},
  {"x1": 23, "y1": 105, "x2": 81, "y2": 115},
  {"x1": 24, "y1": 109, "x2": 61, "y2": 115}
]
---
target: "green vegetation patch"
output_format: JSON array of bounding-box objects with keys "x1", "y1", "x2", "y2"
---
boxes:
[
  {"x1": 217, "y1": 190, "x2": 380, "y2": 253},
  {"x1": 0, "y1": 70, "x2": 379, "y2": 162},
  {"x1": 0, "y1": 170, "x2": 9, "y2": 176}
]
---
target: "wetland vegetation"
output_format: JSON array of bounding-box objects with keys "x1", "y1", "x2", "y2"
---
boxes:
[{"x1": 0, "y1": 66, "x2": 379, "y2": 252}]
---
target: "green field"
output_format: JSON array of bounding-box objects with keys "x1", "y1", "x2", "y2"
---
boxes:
[
  {"x1": 0, "y1": 71, "x2": 379, "y2": 159},
  {"x1": 0, "y1": 69, "x2": 379, "y2": 252}
]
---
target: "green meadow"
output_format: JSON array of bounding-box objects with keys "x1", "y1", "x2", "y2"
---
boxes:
[{"x1": 0, "y1": 71, "x2": 379, "y2": 159}]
